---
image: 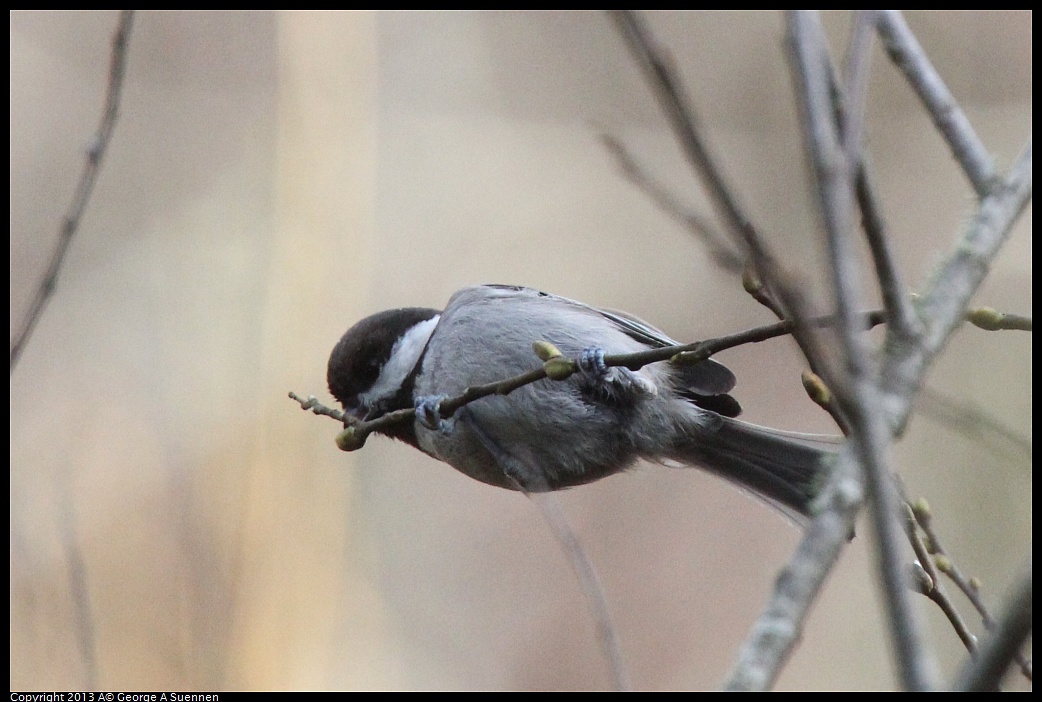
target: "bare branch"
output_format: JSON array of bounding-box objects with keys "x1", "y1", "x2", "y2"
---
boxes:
[
  {"x1": 912, "y1": 500, "x2": 1033, "y2": 682},
  {"x1": 953, "y1": 559, "x2": 1033, "y2": 691},
  {"x1": 839, "y1": 11, "x2": 877, "y2": 167},
  {"x1": 598, "y1": 132, "x2": 745, "y2": 272},
  {"x1": 10, "y1": 10, "x2": 137, "y2": 375},
  {"x1": 292, "y1": 311, "x2": 888, "y2": 442},
  {"x1": 855, "y1": 164, "x2": 921, "y2": 340},
  {"x1": 528, "y1": 493, "x2": 632, "y2": 691},
  {"x1": 916, "y1": 386, "x2": 1032, "y2": 463},
  {"x1": 288, "y1": 392, "x2": 346, "y2": 422},
  {"x1": 876, "y1": 11, "x2": 998, "y2": 197},
  {"x1": 607, "y1": 11, "x2": 779, "y2": 282},
  {"x1": 835, "y1": 13, "x2": 922, "y2": 340},
  {"x1": 787, "y1": 11, "x2": 936, "y2": 690},
  {"x1": 723, "y1": 448, "x2": 863, "y2": 690},
  {"x1": 880, "y1": 142, "x2": 1032, "y2": 431},
  {"x1": 729, "y1": 134, "x2": 1029, "y2": 691},
  {"x1": 904, "y1": 503, "x2": 979, "y2": 655},
  {"x1": 12, "y1": 13, "x2": 137, "y2": 691}
]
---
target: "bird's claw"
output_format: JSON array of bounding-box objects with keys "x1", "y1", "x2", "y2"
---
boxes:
[
  {"x1": 416, "y1": 395, "x2": 451, "y2": 433},
  {"x1": 578, "y1": 346, "x2": 656, "y2": 398}
]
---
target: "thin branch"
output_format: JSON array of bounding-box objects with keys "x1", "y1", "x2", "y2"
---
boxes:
[
  {"x1": 829, "y1": 12, "x2": 921, "y2": 341},
  {"x1": 10, "y1": 10, "x2": 137, "y2": 375},
  {"x1": 904, "y1": 503, "x2": 979, "y2": 655},
  {"x1": 598, "y1": 132, "x2": 745, "y2": 272},
  {"x1": 876, "y1": 11, "x2": 998, "y2": 198},
  {"x1": 855, "y1": 163, "x2": 921, "y2": 340},
  {"x1": 916, "y1": 386, "x2": 1032, "y2": 463},
  {"x1": 608, "y1": 9, "x2": 860, "y2": 405},
  {"x1": 913, "y1": 500, "x2": 1033, "y2": 681},
  {"x1": 58, "y1": 476, "x2": 98, "y2": 689},
  {"x1": 787, "y1": 11, "x2": 936, "y2": 690},
  {"x1": 288, "y1": 391, "x2": 346, "y2": 423},
  {"x1": 13, "y1": 12, "x2": 137, "y2": 691},
  {"x1": 528, "y1": 493, "x2": 632, "y2": 691},
  {"x1": 607, "y1": 11, "x2": 777, "y2": 285},
  {"x1": 953, "y1": 559, "x2": 1033, "y2": 691},
  {"x1": 840, "y1": 11, "x2": 877, "y2": 167},
  {"x1": 291, "y1": 310, "x2": 888, "y2": 438},
  {"x1": 725, "y1": 23, "x2": 1032, "y2": 696},
  {"x1": 608, "y1": 12, "x2": 893, "y2": 689},
  {"x1": 880, "y1": 141, "x2": 1032, "y2": 431}
]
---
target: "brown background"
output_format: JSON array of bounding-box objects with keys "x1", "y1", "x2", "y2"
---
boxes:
[{"x1": 10, "y1": 11, "x2": 1032, "y2": 690}]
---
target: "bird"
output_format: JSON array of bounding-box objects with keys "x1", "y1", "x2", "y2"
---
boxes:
[{"x1": 327, "y1": 284, "x2": 837, "y2": 518}]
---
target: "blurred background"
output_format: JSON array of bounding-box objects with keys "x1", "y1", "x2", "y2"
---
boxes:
[{"x1": 10, "y1": 11, "x2": 1031, "y2": 691}]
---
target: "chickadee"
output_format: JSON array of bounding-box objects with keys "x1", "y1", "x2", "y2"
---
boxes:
[{"x1": 327, "y1": 284, "x2": 836, "y2": 517}]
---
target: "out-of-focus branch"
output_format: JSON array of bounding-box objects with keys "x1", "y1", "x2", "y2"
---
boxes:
[
  {"x1": 729, "y1": 15, "x2": 1031, "y2": 693},
  {"x1": 723, "y1": 445, "x2": 864, "y2": 691},
  {"x1": 916, "y1": 386, "x2": 1032, "y2": 463},
  {"x1": 12, "y1": 13, "x2": 137, "y2": 692},
  {"x1": 10, "y1": 10, "x2": 137, "y2": 375},
  {"x1": 607, "y1": 10, "x2": 792, "y2": 309},
  {"x1": 598, "y1": 132, "x2": 745, "y2": 273},
  {"x1": 830, "y1": 12, "x2": 921, "y2": 341},
  {"x1": 528, "y1": 492, "x2": 632, "y2": 691}
]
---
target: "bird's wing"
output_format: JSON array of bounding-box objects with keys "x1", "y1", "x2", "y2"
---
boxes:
[{"x1": 476, "y1": 284, "x2": 737, "y2": 397}]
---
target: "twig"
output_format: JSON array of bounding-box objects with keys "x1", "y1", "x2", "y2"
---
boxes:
[
  {"x1": 528, "y1": 493, "x2": 632, "y2": 691},
  {"x1": 10, "y1": 10, "x2": 136, "y2": 375},
  {"x1": 828, "y1": 12, "x2": 921, "y2": 341},
  {"x1": 876, "y1": 11, "x2": 998, "y2": 198},
  {"x1": 904, "y1": 502, "x2": 978, "y2": 655},
  {"x1": 598, "y1": 132, "x2": 745, "y2": 272},
  {"x1": 14, "y1": 12, "x2": 137, "y2": 691},
  {"x1": 915, "y1": 386, "x2": 1032, "y2": 463},
  {"x1": 787, "y1": 11, "x2": 936, "y2": 690},
  {"x1": 839, "y1": 11, "x2": 876, "y2": 169},
  {"x1": 290, "y1": 310, "x2": 888, "y2": 438},
  {"x1": 879, "y1": 141, "x2": 1032, "y2": 432},
  {"x1": 952, "y1": 559, "x2": 1032, "y2": 691},
  {"x1": 288, "y1": 391, "x2": 346, "y2": 422},
  {"x1": 913, "y1": 501, "x2": 1033, "y2": 681},
  {"x1": 608, "y1": 12, "x2": 884, "y2": 690},
  {"x1": 58, "y1": 475, "x2": 98, "y2": 690},
  {"x1": 726, "y1": 21, "x2": 1031, "y2": 694},
  {"x1": 608, "y1": 9, "x2": 857, "y2": 411},
  {"x1": 856, "y1": 164, "x2": 921, "y2": 341},
  {"x1": 607, "y1": 11, "x2": 779, "y2": 288}
]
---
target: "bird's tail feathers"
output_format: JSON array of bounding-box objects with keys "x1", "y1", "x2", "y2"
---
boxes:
[{"x1": 668, "y1": 416, "x2": 840, "y2": 519}]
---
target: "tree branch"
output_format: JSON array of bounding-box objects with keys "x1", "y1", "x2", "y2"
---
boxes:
[
  {"x1": 876, "y1": 11, "x2": 998, "y2": 197},
  {"x1": 952, "y1": 559, "x2": 1033, "y2": 691},
  {"x1": 786, "y1": 11, "x2": 936, "y2": 690},
  {"x1": 10, "y1": 10, "x2": 137, "y2": 375},
  {"x1": 292, "y1": 310, "x2": 888, "y2": 442}
]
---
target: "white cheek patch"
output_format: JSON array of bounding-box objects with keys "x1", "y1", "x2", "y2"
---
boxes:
[{"x1": 360, "y1": 314, "x2": 440, "y2": 407}]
